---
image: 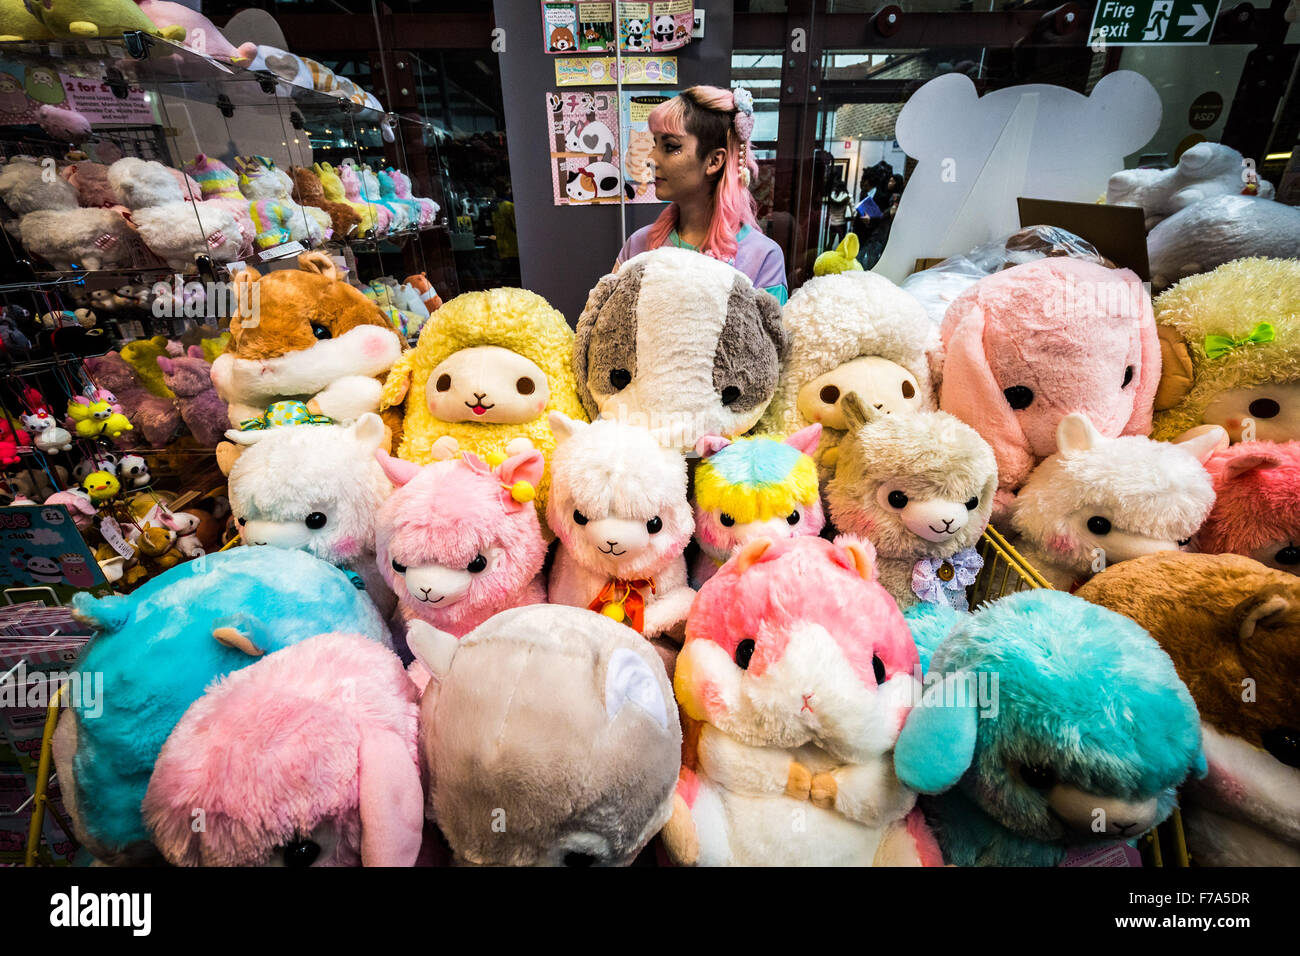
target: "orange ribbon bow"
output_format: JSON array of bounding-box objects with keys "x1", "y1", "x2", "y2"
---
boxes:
[{"x1": 588, "y1": 578, "x2": 656, "y2": 633}]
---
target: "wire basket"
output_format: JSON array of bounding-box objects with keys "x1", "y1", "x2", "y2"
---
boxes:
[{"x1": 969, "y1": 525, "x2": 1052, "y2": 605}]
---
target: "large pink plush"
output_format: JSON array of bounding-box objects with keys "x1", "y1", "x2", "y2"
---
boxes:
[
  {"x1": 939, "y1": 257, "x2": 1159, "y2": 513},
  {"x1": 142, "y1": 633, "x2": 423, "y2": 867},
  {"x1": 1196, "y1": 440, "x2": 1300, "y2": 575},
  {"x1": 374, "y1": 449, "x2": 547, "y2": 637}
]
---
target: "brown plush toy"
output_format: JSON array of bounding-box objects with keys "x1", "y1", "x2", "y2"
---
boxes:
[
  {"x1": 290, "y1": 165, "x2": 361, "y2": 241},
  {"x1": 1076, "y1": 552, "x2": 1300, "y2": 865}
]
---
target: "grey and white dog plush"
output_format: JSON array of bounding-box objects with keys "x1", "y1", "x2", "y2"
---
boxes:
[
  {"x1": 574, "y1": 247, "x2": 789, "y2": 452},
  {"x1": 409, "y1": 603, "x2": 682, "y2": 866}
]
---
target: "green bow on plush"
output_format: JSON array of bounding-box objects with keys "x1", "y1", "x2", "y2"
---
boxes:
[{"x1": 1203, "y1": 323, "x2": 1275, "y2": 360}]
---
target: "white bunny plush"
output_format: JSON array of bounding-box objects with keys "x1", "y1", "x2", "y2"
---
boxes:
[
  {"x1": 546, "y1": 412, "x2": 695, "y2": 657},
  {"x1": 663, "y1": 535, "x2": 940, "y2": 866},
  {"x1": 107, "y1": 157, "x2": 242, "y2": 270},
  {"x1": 1009, "y1": 413, "x2": 1224, "y2": 591}
]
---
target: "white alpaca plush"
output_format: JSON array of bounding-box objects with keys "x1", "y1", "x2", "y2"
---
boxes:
[
  {"x1": 226, "y1": 413, "x2": 396, "y2": 622},
  {"x1": 107, "y1": 157, "x2": 242, "y2": 270},
  {"x1": 827, "y1": 394, "x2": 997, "y2": 611},
  {"x1": 757, "y1": 271, "x2": 940, "y2": 482},
  {"x1": 0, "y1": 159, "x2": 134, "y2": 270},
  {"x1": 1010, "y1": 414, "x2": 1223, "y2": 590},
  {"x1": 546, "y1": 412, "x2": 695, "y2": 650}
]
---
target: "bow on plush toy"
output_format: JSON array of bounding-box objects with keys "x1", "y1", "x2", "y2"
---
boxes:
[
  {"x1": 1203, "y1": 322, "x2": 1276, "y2": 360},
  {"x1": 238, "y1": 400, "x2": 335, "y2": 431},
  {"x1": 588, "y1": 577, "x2": 656, "y2": 630}
]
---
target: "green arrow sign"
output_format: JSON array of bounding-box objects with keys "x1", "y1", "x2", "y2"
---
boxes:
[{"x1": 1089, "y1": 0, "x2": 1220, "y2": 46}]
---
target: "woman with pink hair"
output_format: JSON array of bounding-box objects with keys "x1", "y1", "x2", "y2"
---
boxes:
[{"x1": 614, "y1": 85, "x2": 788, "y2": 303}]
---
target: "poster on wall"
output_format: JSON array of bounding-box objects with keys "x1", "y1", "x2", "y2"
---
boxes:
[
  {"x1": 554, "y1": 55, "x2": 678, "y2": 86},
  {"x1": 0, "y1": 58, "x2": 155, "y2": 127},
  {"x1": 620, "y1": 90, "x2": 675, "y2": 202},
  {"x1": 540, "y1": 1, "x2": 694, "y2": 54},
  {"x1": 547, "y1": 90, "x2": 628, "y2": 205},
  {"x1": 0, "y1": 505, "x2": 108, "y2": 604}
]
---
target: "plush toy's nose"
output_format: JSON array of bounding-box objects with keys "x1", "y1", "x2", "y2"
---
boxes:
[
  {"x1": 1047, "y1": 784, "x2": 1159, "y2": 836},
  {"x1": 402, "y1": 564, "x2": 472, "y2": 607},
  {"x1": 902, "y1": 499, "x2": 970, "y2": 543},
  {"x1": 241, "y1": 519, "x2": 311, "y2": 550},
  {"x1": 586, "y1": 517, "x2": 649, "y2": 556}
]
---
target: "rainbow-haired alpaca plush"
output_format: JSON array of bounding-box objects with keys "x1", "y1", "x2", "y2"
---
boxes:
[
  {"x1": 1196, "y1": 440, "x2": 1300, "y2": 574},
  {"x1": 691, "y1": 424, "x2": 825, "y2": 586},
  {"x1": 373, "y1": 448, "x2": 548, "y2": 638}
]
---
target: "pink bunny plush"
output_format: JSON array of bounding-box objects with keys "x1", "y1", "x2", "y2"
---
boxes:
[
  {"x1": 142, "y1": 632, "x2": 423, "y2": 867},
  {"x1": 156, "y1": 347, "x2": 229, "y2": 447},
  {"x1": 339, "y1": 161, "x2": 390, "y2": 236},
  {"x1": 374, "y1": 448, "x2": 547, "y2": 638},
  {"x1": 939, "y1": 257, "x2": 1160, "y2": 517},
  {"x1": 663, "y1": 535, "x2": 941, "y2": 867}
]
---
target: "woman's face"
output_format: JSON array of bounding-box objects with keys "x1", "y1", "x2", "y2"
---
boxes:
[{"x1": 650, "y1": 130, "x2": 725, "y2": 203}]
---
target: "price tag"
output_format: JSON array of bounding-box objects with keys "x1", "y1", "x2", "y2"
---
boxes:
[
  {"x1": 99, "y1": 517, "x2": 135, "y2": 560},
  {"x1": 259, "y1": 241, "x2": 305, "y2": 261}
]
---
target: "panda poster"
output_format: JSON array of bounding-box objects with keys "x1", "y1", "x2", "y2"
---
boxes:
[
  {"x1": 0, "y1": 505, "x2": 107, "y2": 604},
  {"x1": 540, "y1": 1, "x2": 693, "y2": 54}
]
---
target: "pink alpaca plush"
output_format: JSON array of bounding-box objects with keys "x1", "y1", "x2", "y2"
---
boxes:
[
  {"x1": 339, "y1": 161, "x2": 389, "y2": 236},
  {"x1": 939, "y1": 257, "x2": 1160, "y2": 517},
  {"x1": 60, "y1": 161, "x2": 118, "y2": 209},
  {"x1": 84, "y1": 351, "x2": 181, "y2": 448},
  {"x1": 373, "y1": 448, "x2": 547, "y2": 638},
  {"x1": 1196, "y1": 440, "x2": 1300, "y2": 575},
  {"x1": 157, "y1": 347, "x2": 229, "y2": 447},
  {"x1": 142, "y1": 632, "x2": 423, "y2": 867}
]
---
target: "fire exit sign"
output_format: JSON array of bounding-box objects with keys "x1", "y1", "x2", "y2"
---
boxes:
[{"x1": 1089, "y1": 0, "x2": 1220, "y2": 45}]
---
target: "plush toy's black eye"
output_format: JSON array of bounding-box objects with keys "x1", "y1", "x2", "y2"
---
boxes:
[
  {"x1": 467, "y1": 554, "x2": 487, "y2": 573},
  {"x1": 721, "y1": 385, "x2": 741, "y2": 405},
  {"x1": 1122, "y1": 365, "x2": 1134, "y2": 388},
  {"x1": 563, "y1": 851, "x2": 596, "y2": 867},
  {"x1": 901, "y1": 380, "x2": 915, "y2": 399},
  {"x1": 646, "y1": 516, "x2": 662, "y2": 534},
  {"x1": 435, "y1": 373, "x2": 452, "y2": 392},
  {"x1": 391, "y1": 558, "x2": 406, "y2": 573},
  {"x1": 310, "y1": 323, "x2": 331, "y2": 340},
  {"x1": 237, "y1": 517, "x2": 246, "y2": 526},
  {"x1": 887, "y1": 490, "x2": 908, "y2": 509},
  {"x1": 787, "y1": 511, "x2": 800, "y2": 526},
  {"x1": 1276, "y1": 545, "x2": 1300, "y2": 566},
  {"x1": 1177, "y1": 538, "x2": 1191, "y2": 548},
  {"x1": 282, "y1": 839, "x2": 321, "y2": 867},
  {"x1": 820, "y1": 384, "x2": 840, "y2": 404},
  {"x1": 1249, "y1": 398, "x2": 1280, "y2": 419},
  {"x1": 609, "y1": 368, "x2": 631, "y2": 390},
  {"x1": 872, "y1": 654, "x2": 886, "y2": 685},
  {"x1": 1020, "y1": 765, "x2": 1057, "y2": 790},
  {"x1": 305, "y1": 512, "x2": 327, "y2": 530},
  {"x1": 719, "y1": 513, "x2": 735, "y2": 527},
  {"x1": 516, "y1": 377, "x2": 535, "y2": 395},
  {"x1": 1086, "y1": 516, "x2": 1112, "y2": 535},
  {"x1": 1003, "y1": 385, "x2": 1034, "y2": 410},
  {"x1": 735, "y1": 638, "x2": 755, "y2": 669},
  {"x1": 965, "y1": 496, "x2": 979, "y2": 511},
  {"x1": 573, "y1": 509, "x2": 588, "y2": 526}
]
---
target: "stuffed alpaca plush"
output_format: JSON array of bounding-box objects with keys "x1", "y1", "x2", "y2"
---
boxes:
[
  {"x1": 757, "y1": 270, "x2": 938, "y2": 481},
  {"x1": 1196, "y1": 440, "x2": 1300, "y2": 574},
  {"x1": 226, "y1": 413, "x2": 396, "y2": 621},
  {"x1": 575, "y1": 247, "x2": 789, "y2": 452},
  {"x1": 1009, "y1": 413, "x2": 1222, "y2": 591},
  {"x1": 389, "y1": 169, "x2": 439, "y2": 225},
  {"x1": 290, "y1": 164, "x2": 361, "y2": 239},
  {"x1": 58, "y1": 159, "x2": 117, "y2": 208},
  {"x1": 1077, "y1": 553, "x2": 1300, "y2": 865},
  {"x1": 107, "y1": 157, "x2": 242, "y2": 270},
  {"x1": 380, "y1": 287, "x2": 586, "y2": 524},
  {"x1": 546, "y1": 413, "x2": 695, "y2": 654},
  {"x1": 183, "y1": 154, "x2": 256, "y2": 256},
  {"x1": 409, "y1": 603, "x2": 681, "y2": 865},
  {"x1": 0, "y1": 159, "x2": 134, "y2": 271},
  {"x1": 664, "y1": 535, "x2": 939, "y2": 866},
  {"x1": 1107, "y1": 142, "x2": 1274, "y2": 231},
  {"x1": 377, "y1": 169, "x2": 422, "y2": 228},
  {"x1": 143, "y1": 633, "x2": 421, "y2": 867},
  {"x1": 26, "y1": 0, "x2": 185, "y2": 39},
  {"x1": 52, "y1": 548, "x2": 386, "y2": 863},
  {"x1": 691, "y1": 425, "x2": 825, "y2": 586},
  {"x1": 1147, "y1": 195, "x2": 1300, "y2": 291},
  {"x1": 313, "y1": 162, "x2": 377, "y2": 235},
  {"x1": 895, "y1": 590, "x2": 1205, "y2": 867},
  {"x1": 210, "y1": 251, "x2": 403, "y2": 430},
  {"x1": 353, "y1": 162, "x2": 409, "y2": 232},
  {"x1": 338, "y1": 161, "x2": 389, "y2": 236},
  {"x1": 827, "y1": 395, "x2": 996, "y2": 611},
  {"x1": 157, "y1": 348, "x2": 228, "y2": 447},
  {"x1": 234, "y1": 155, "x2": 330, "y2": 247},
  {"x1": 83, "y1": 351, "x2": 181, "y2": 447},
  {"x1": 1151, "y1": 258, "x2": 1300, "y2": 444},
  {"x1": 373, "y1": 449, "x2": 547, "y2": 637},
  {"x1": 939, "y1": 257, "x2": 1159, "y2": 516}
]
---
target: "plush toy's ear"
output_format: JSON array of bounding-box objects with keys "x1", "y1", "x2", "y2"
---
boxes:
[
  {"x1": 156, "y1": 356, "x2": 174, "y2": 375},
  {"x1": 573, "y1": 272, "x2": 620, "y2": 416},
  {"x1": 406, "y1": 619, "x2": 458, "y2": 680},
  {"x1": 839, "y1": 232, "x2": 860, "y2": 261},
  {"x1": 837, "y1": 535, "x2": 877, "y2": 582},
  {"x1": 694, "y1": 434, "x2": 731, "y2": 459},
  {"x1": 755, "y1": 287, "x2": 790, "y2": 364},
  {"x1": 548, "y1": 411, "x2": 587, "y2": 444},
  {"x1": 186, "y1": 345, "x2": 204, "y2": 359},
  {"x1": 70, "y1": 592, "x2": 132, "y2": 633},
  {"x1": 1236, "y1": 592, "x2": 1291, "y2": 640},
  {"x1": 1222, "y1": 450, "x2": 1281, "y2": 482},
  {"x1": 296, "y1": 250, "x2": 339, "y2": 282},
  {"x1": 357, "y1": 726, "x2": 423, "y2": 866},
  {"x1": 604, "y1": 647, "x2": 669, "y2": 730},
  {"x1": 224, "y1": 427, "x2": 269, "y2": 447},
  {"x1": 1173, "y1": 424, "x2": 1228, "y2": 464},
  {"x1": 212, "y1": 625, "x2": 264, "y2": 657},
  {"x1": 350, "y1": 412, "x2": 386, "y2": 455},
  {"x1": 894, "y1": 672, "x2": 979, "y2": 793},
  {"x1": 1055, "y1": 412, "x2": 1102, "y2": 456},
  {"x1": 373, "y1": 449, "x2": 420, "y2": 487},
  {"x1": 1152, "y1": 324, "x2": 1194, "y2": 412},
  {"x1": 841, "y1": 391, "x2": 876, "y2": 431},
  {"x1": 784, "y1": 423, "x2": 822, "y2": 457},
  {"x1": 733, "y1": 537, "x2": 772, "y2": 574},
  {"x1": 379, "y1": 354, "x2": 413, "y2": 409},
  {"x1": 497, "y1": 448, "x2": 544, "y2": 500}
]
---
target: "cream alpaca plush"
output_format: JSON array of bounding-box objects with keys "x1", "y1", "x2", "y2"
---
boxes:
[
  {"x1": 107, "y1": 157, "x2": 242, "y2": 270},
  {"x1": 0, "y1": 159, "x2": 134, "y2": 270},
  {"x1": 546, "y1": 412, "x2": 695, "y2": 654},
  {"x1": 757, "y1": 271, "x2": 939, "y2": 481},
  {"x1": 827, "y1": 394, "x2": 997, "y2": 611},
  {"x1": 1010, "y1": 414, "x2": 1223, "y2": 591}
]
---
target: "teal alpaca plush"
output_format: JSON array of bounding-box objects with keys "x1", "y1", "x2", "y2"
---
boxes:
[
  {"x1": 54, "y1": 548, "x2": 387, "y2": 863},
  {"x1": 896, "y1": 590, "x2": 1204, "y2": 866}
]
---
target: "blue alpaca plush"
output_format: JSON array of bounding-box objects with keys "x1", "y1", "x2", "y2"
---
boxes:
[
  {"x1": 57, "y1": 548, "x2": 387, "y2": 861},
  {"x1": 895, "y1": 590, "x2": 1205, "y2": 866}
]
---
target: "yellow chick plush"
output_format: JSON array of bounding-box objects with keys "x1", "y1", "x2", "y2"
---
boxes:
[{"x1": 380, "y1": 288, "x2": 587, "y2": 527}]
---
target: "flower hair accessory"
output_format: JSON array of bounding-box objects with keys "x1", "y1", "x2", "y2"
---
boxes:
[{"x1": 732, "y1": 88, "x2": 755, "y2": 188}]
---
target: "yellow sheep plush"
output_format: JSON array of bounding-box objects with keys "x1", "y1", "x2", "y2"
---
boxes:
[{"x1": 379, "y1": 288, "x2": 587, "y2": 524}]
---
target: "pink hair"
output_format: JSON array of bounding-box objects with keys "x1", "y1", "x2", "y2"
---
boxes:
[{"x1": 646, "y1": 85, "x2": 759, "y2": 263}]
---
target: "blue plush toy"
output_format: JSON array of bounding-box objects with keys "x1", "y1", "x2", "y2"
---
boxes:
[
  {"x1": 57, "y1": 548, "x2": 387, "y2": 861},
  {"x1": 895, "y1": 590, "x2": 1205, "y2": 866}
]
